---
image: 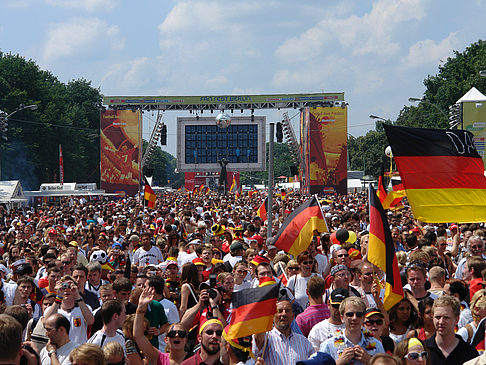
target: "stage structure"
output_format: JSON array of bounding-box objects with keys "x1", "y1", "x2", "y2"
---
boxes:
[{"x1": 102, "y1": 92, "x2": 346, "y2": 195}]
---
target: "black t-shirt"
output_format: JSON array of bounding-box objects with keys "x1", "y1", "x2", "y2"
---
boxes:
[
  {"x1": 425, "y1": 334, "x2": 478, "y2": 365},
  {"x1": 81, "y1": 289, "x2": 100, "y2": 310}
]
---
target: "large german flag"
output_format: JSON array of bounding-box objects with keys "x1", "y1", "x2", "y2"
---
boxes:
[
  {"x1": 144, "y1": 178, "x2": 156, "y2": 208},
  {"x1": 226, "y1": 283, "x2": 279, "y2": 339},
  {"x1": 273, "y1": 196, "x2": 328, "y2": 256},
  {"x1": 257, "y1": 197, "x2": 268, "y2": 221},
  {"x1": 368, "y1": 184, "x2": 403, "y2": 310},
  {"x1": 384, "y1": 125, "x2": 486, "y2": 223}
]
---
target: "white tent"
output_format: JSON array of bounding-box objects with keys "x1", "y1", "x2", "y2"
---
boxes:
[
  {"x1": 457, "y1": 87, "x2": 486, "y2": 102},
  {"x1": 0, "y1": 180, "x2": 28, "y2": 209}
]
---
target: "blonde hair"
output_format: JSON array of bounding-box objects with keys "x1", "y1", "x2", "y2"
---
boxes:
[
  {"x1": 69, "y1": 344, "x2": 105, "y2": 365},
  {"x1": 471, "y1": 289, "x2": 486, "y2": 322},
  {"x1": 103, "y1": 342, "x2": 124, "y2": 361},
  {"x1": 339, "y1": 296, "x2": 366, "y2": 315}
]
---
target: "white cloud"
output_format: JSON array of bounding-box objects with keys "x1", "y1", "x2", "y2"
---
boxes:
[
  {"x1": 100, "y1": 57, "x2": 154, "y2": 93},
  {"x1": 405, "y1": 32, "x2": 459, "y2": 68},
  {"x1": 276, "y1": 0, "x2": 426, "y2": 62},
  {"x1": 45, "y1": 0, "x2": 117, "y2": 12},
  {"x1": 43, "y1": 17, "x2": 124, "y2": 61}
]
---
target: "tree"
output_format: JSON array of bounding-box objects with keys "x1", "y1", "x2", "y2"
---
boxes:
[{"x1": 0, "y1": 52, "x2": 102, "y2": 189}]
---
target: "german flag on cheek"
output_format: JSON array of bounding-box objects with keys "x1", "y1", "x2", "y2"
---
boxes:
[{"x1": 384, "y1": 125, "x2": 486, "y2": 223}]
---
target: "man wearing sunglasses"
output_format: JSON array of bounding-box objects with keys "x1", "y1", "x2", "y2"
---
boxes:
[
  {"x1": 182, "y1": 318, "x2": 224, "y2": 365},
  {"x1": 308, "y1": 288, "x2": 348, "y2": 351},
  {"x1": 320, "y1": 297, "x2": 384, "y2": 365},
  {"x1": 363, "y1": 308, "x2": 394, "y2": 354}
]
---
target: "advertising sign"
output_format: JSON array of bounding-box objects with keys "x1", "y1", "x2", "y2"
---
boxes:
[
  {"x1": 100, "y1": 110, "x2": 141, "y2": 196},
  {"x1": 303, "y1": 106, "x2": 348, "y2": 195},
  {"x1": 463, "y1": 101, "x2": 486, "y2": 166}
]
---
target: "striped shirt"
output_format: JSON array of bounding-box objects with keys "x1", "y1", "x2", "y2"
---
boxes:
[
  {"x1": 252, "y1": 327, "x2": 315, "y2": 365},
  {"x1": 295, "y1": 303, "x2": 331, "y2": 337}
]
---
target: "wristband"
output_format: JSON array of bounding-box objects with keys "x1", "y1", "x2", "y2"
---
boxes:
[
  {"x1": 48, "y1": 350, "x2": 56, "y2": 357},
  {"x1": 56, "y1": 295, "x2": 63, "y2": 301},
  {"x1": 75, "y1": 298, "x2": 83, "y2": 303}
]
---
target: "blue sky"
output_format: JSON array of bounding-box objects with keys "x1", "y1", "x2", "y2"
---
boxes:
[{"x1": 1, "y1": 0, "x2": 485, "y2": 156}]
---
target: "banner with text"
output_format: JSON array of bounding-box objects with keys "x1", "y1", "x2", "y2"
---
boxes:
[
  {"x1": 100, "y1": 110, "x2": 141, "y2": 196},
  {"x1": 303, "y1": 106, "x2": 347, "y2": 195}
]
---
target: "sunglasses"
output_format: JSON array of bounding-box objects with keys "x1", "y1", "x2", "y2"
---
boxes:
[
  {"x1": 288, "y1": 267, "x2": 300, "y2": 271},
  {"x1": 337, "y1": 253, "x2": 349, "y2": 258},
  {"x1": 345, "y1": 311, "x2": 364, "y2": 318},
  {"x1": 302, "y1": 260, "x2": 314, "y2": 265},
  {"x1": 404, "y1": 351, "x2": 428, "y2": 360},
  {"x1": 167, "y1": 330, "x2": 187, "y2": 338},
  {"x1": 204, "y1": 329, "x2": 223, "y2": 336},
  {"x1": 236, "y1": 270, "x2": 248, "y2": 274},
  {"x1": 365, "y1": 319, "x2": 383, "y2": 326}
]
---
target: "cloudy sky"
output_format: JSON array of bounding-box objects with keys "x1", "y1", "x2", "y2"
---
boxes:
[{"x1": 1, "y1": 0, "x2": 485, "y2": 156}]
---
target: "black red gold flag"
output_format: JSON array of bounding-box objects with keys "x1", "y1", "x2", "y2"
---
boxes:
[
  {"x1": 368, "y1": 184, "x2": 404, "y2": 310},
  {"x1": 256, "y1": 197, "x2": 268, "y2": 221},
  {"x1": 226, "y1": 283, "x2": 279, "y2": 339},
  {"x1": 144, "y1": 178, "x2": 156, "y2": 208},
  {"x1": 377, "y1": 166, "x2": 387, "y2": 205},
  {"x1": 273, "y1": 196, "x2": 328, "y2": 256},
  {"x1": 384, "y1": 124, "x2": 486, "y2": 223}
]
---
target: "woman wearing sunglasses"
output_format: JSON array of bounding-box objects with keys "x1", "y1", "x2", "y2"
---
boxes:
[
  {"x1": 286, "y1": 251, "x2": 317, "y2": 309},
  {"x1": 394, "y1": 337, "x2": 430, "y2": 365},
  {"x1": 134, "y1": 287, "x2": 189, "y2": 365}
]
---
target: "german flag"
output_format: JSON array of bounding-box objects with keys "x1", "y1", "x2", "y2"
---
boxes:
[
  {"x1": 144, "y1": 178, "x2": 156, "y2": 208},
  {"x1": 388, "y1": 179, "x2": 405, "y2": 210},
  {"x1": 280, "y1": 189, "x2": 286, "y2": 200},
  {"x1": 273, "y1": 196, "x2": 328, "y2": 256},
  {"x1": 226, "y1": 283, "x2": 279, "y2": 339},
  {"x1": 257, "y1": 197, "x2": 268, "y2": 221},
  {"x1": 384, "y1": 125, "x2": 486, "y2": 223},
  {"x1": 368, "y1": 184, "x2": 403, "y2": 310},
  {"x1": 377, "y1": 166, "x2": 387, "y2": 205}
]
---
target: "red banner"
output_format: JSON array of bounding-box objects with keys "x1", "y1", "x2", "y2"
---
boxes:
[{"x1": 100, "y1": 110, "x2": 141, "y2": 196}]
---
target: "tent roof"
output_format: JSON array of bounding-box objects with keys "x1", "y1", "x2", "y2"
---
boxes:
[
  {"x1": 458, "y1": 87, "x2": 486, "y2": 102},
  {"x1": 0, "y1": 180, "x2": 26, "y2": 202}
]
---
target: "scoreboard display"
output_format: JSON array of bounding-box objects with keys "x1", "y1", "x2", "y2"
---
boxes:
[{"x1": 177, "y1": 116, "x2": 266, "y2": 172}]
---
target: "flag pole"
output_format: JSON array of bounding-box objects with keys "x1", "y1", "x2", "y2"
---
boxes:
[{"x1": 267, "y1": 123, "x2": 275, "y2": 239}]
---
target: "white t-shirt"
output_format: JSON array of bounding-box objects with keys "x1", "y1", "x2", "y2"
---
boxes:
[
  {"x1": 287, "y1": 273, "x2": 317, "y2": 309},
  {"x1": 58, "y1": 305, "x2": 92, "y2": 345},
  {"x1": 133, "y1": 246, "x2": 164, "y2": 267},
  {"x1": 88, "y1": 329, "x2": 126, "y2": 354},
  {"x1": 40, "y1": 341, "x2": 78, "y2": 365},
  {"x1": 314, "y1": 253, "x2": 329, "y2": 276},
  {"x1": 457, "y1": 321, "x2": 477, "y2": 343},
  {"x1": 178, "y1": 251, "x2": 197, "y2": 267},
  {"x1": 308, "y1": 320, "x2": 345, "y2": 351}
]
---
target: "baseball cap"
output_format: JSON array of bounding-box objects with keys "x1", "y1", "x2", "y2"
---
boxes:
[
  {"x1": 365, "y1": 307, "x2": 384, "y2": 318},
  {"x1": 329, "y1": 288, "x2": 349, "y2": 306},
  {"x1": 230, "y1": 241, "x2": 244, "y2": 252},
  {"x1": 48, "y1": 228, "x2": 57, "y2": 235},
  {"x1": 296, "y1": 352, "x2": 335, "y2": 365},
  {"x1": 69, "y1": 241, "x2": 79, "y2": 247},
  {"x1": 330, "y1": 264, "x2": 350, "y2": 276},
  {"x1": 165, "y1": 260, "x2": 178, "y2": 268}
]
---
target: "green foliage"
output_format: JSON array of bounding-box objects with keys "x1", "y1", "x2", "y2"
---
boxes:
[
  {"x1": 0, "y1": 52, "x2": 102, "y2": 189},
  {"x1": 240, "y1": 142, "x2": 293, "y2": 185},
  {"x1": 142, "y1": 141, "x2": 184, "y2": 188},
  {"x1": 351, "y1": 39, "x2": 486, "y2": 178}
]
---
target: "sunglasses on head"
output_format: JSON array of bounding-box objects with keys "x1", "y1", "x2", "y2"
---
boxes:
[
  {"x1": 365, "y1": 318, "x2": 383, "y2": 326},
  {"x1": 404, "y1": 351, "x2": 428, "y2": 360},
  {"x1": 167, "y1": 330, "x2": 187, "y2": 338},
  {"x1": 205, "y1": 329, "x2": 223, "y2": 336},
  {"x1": 345, "y1": 311, "x2": 364, "y2": 318}
]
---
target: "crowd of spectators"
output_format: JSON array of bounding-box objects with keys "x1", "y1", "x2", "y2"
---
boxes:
[{"x1": 0, "y1": 189, "x2": 484, "y2": 365}]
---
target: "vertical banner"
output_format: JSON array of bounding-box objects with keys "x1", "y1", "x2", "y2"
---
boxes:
[
  {"x1": 305, "y1": 106, "x2": 347, "y2": 195},
  {"x1": 100, "y1": 110, "x2": 141, "y2": 196},
  {"x1": 463, "y1": 101, "x2": 486, "y2": 167},
  {"x1": 59, "y1": 144, "x2": 64, "y2": 185}
]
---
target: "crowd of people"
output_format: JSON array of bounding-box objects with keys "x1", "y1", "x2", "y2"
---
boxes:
[{"x1": 0, "y1": 189, "x2": 484, "y2": 365}]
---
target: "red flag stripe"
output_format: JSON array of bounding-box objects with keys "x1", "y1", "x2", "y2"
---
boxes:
[
  {"x1": 230, "y1": 297, "x2": 278, "y2": 324},
  {"x1": 275, "y1": 211, "x2": 323, "y2": 253},
  {"x1": 395, "y1": 156, "x2": 486, "y2": 189}
]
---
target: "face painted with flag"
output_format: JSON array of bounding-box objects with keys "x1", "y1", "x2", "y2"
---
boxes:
[
  {"x1": 384, "y1": 124, "x2": 486, "y2": 223},
  {"x1": 367, "y1": 184, "x2": 404, "y2": 310}
]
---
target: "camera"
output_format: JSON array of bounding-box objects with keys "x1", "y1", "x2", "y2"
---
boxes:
[
  {"x1": 62, "y1": 282, "x2": 70, "y2": 289},
  {"x1": 199, "y1": 274, "x2": 223, "y2": 301}
]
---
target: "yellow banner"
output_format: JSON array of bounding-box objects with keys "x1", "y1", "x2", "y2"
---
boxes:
[{"x1": 464, "y1": 101, "x2": 486, "y2": 167}]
